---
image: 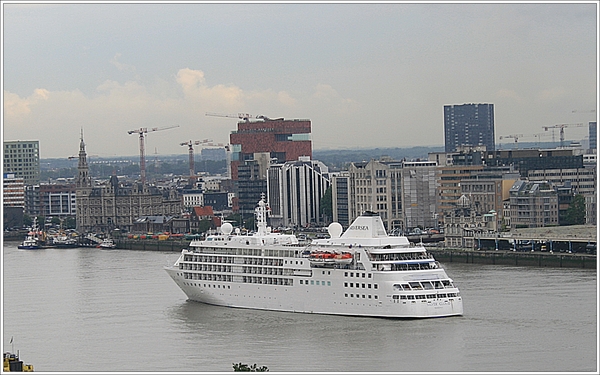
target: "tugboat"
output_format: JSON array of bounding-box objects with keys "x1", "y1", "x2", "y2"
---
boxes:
[
  {"x1": 3, "y1": 351, "x2": 34, "y2": 372},
  {"x1": 17, "y1": 218, "x2": 48, "y2": 250},
  {"x1": 97, "y1": 237, "x2": 117, "y2": 249}
]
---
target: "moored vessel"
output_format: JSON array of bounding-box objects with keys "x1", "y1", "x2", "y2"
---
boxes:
[
  {"x1": 3, "y1": 352, "x2": 34, "y2": 372},
  {"x1": 97, "y1": 238, "x2": 117, "y2": 249},
  {"x1": 17, "y1": 218, "x2": 48, "y2": 250},
  {"x1": 165, "y1": 195, "x2": 463, "y2": 318}
]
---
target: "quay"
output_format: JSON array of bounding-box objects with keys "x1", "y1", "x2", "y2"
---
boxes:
[
  {"x1": 112, "y1": 238, "x2": 596, "y2": 269},
  {"x1": 428, "y1": 248, "x2": 596, "y2": 269}
]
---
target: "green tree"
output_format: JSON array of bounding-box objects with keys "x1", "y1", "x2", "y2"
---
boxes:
[
  {"x1": 564, "y1": 194, "x2": 586, "y2": 225},
  {"x1": 232, "y1": 363, "x2": 269, "y2": 372},
  {"x1": 196, "y1": 219, "x2": 213, "y2": 234},
  {"x1": 319, "y1": 186, "x2": 333, "y2": 223}
]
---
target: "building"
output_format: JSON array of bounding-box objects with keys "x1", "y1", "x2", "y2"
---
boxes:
[
  {"x1": 3, "y1": 140, "x2": 41, "y2": 185},
  {"x1": 229, "y1": 117, "x2": 312, "y2": 217},
  {"x1": 346, "y1": 158, "x2": 439, "y2": 232},
  {"x1": 459, "y1": 169, "x2": 519, "y2": 227},
  {"x1": 436, "y1": 164, "x2": 484, "y2": 213},
  {"x1": 75, "y1": 134, "x2": 182, "y2": 233},
  {"x1": 487, "y1": 148, "x2": 584, "y2": 176},
  {"x1": 3, "y1": 173, "x2": 25, "y2": 208},
  {"x1": 331, "y1": 171, "x2": 350, "y2": 227},
  {"x1": 347, "y1": 159, "x2": 404, "y2": 231},
  {"x1": 443, "y1": 103, "x2": 495, "y2": 153},
  {"x1": 3, "y1": 173, "x2": 25, "y2": 229},
  {"x1": 589, "y1": 121, "x2": 596, "y2": 151},
  {"x1": 267, "y1": 157, "x2": 330, "y2": 228},
  {"x1": 509, "y1": 180, "x2": 558, "y2": 228},
  {"x1": 229, "y1": 117, "x2": 312, "y2": 180},
  {"x1": 401, "y1": 161, "x2": 438, "y2": 230},
  {"x1": 236, "y1": 157, "x2": 270, "y2": 217}
]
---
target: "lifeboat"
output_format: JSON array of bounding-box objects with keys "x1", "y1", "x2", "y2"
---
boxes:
[
  {"x1": 333, "y1": 252, "x2": 353, "y2": 264},
  {"x1": 308, "y1": 250, "x2": 336, "y2": 264}
]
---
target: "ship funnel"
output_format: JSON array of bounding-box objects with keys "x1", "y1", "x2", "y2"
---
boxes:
[{"x1": 341, "y1": 212, "x2": 387, "y2": 239}]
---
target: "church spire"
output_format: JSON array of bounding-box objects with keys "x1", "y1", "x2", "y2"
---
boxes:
[{"x1": 76, "y1": 129, "x2": 91, "y2": 188}]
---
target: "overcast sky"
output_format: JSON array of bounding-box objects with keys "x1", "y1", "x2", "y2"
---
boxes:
[{"x1": 2, "y1": 1, "x2": 597, "y2": 159}]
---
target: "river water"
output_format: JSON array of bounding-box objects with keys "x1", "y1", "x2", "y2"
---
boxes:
[{"x1": 2, "y1": 241, "x2": 597, "y2": 372}]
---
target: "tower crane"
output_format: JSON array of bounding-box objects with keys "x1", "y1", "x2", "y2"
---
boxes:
[
  {"x1": 571, "y1": 109, "x2": 596, "y2": 113},
  {"x1": 205, "y1": 112, "x2": 254, "y2": 122},
  {"x1": 532, "y1": 132, "x2": 551, "y2": 147},
  {"x1": 180, "y1": 139, "x2": 228, "y2": 184},
  {"x1": 499, "y1": 134, "x2": 523, "y2": 149},
  {"x1": 127, "y1": 125, "x2": 179, "y2": 184},
  {"x1": 542, "y1": 123, "x2": 584, "y2": 148}
]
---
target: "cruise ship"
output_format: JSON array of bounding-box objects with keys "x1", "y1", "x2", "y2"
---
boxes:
[{"x1": 165, "y1": 196, "x2": 463, "y2": 318}]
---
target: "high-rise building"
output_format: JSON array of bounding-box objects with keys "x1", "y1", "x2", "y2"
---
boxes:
[
  {"x1": 229, "y1": 118, "x2": 312, "y2": 216},
  {"x1": 267, "y1": 157, "x2": 330, "y2": 228},
  {"x1": 229, "y1": 118, "x2": 312, "y2": 180},
  {"x1": 444, "y1": 103, "x2": 495, "y2": 153},
  {"x1": 331, "y1": 171, "x2": 350, "y2": 227},
  {"x1": 3, "y1": 140, "x2": 41, "y2": 185},
  {"x1": 589, "y1": 121, "x2": 597, "y2": 151},
  {"x1": 3, "y1": 173, "x2": 25, "y2": 208}
]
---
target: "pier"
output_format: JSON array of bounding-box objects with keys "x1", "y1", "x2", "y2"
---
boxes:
[{"x1": 428, "y1": 248, "x2": 596, "y2": 269}]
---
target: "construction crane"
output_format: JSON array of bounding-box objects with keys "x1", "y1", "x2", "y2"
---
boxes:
[
  {"x1": 180, "y1": 139, "x2": 214, "y2": 184},
  {"x1": 532, "y1": 132, "x2": 551, "y2": 147},
  {"x1": 571, "y1": 109, "x2": 596, "y2": 113},
  {"x1": 127, "y1": 125, "x2": 179, "y2": 184},
  {"x1": 542, "y1": 123, "x2": 584, "y2": 148},
  {"x1": 205, "y1": 112, "x2": 254, "y2": 122},
  {"x1": 499, "y1": 134, "x2": 524, "y2": 149}
]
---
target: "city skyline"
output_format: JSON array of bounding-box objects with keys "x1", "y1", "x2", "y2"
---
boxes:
[{"x1": 2, "y1": 2, "x2": 597, "y2": 159}]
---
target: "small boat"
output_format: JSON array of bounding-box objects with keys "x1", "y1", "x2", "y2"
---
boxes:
[
  {"x1": 52, "y1": 231, "x2": 79, "y2": 248},
  {"x1": 3, "y1": 351, "x2": 34, "y2": 372},
  {"x1": 97, "y1": 238, "x2": 117, "y2": 249},
  {"x1": 18, "y1": 218, "x2": 47, "y2": 250}
]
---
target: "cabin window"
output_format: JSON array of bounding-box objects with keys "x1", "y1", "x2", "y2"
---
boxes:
[{"x1": 327, "y1": 281, "x2": 331, "y2": 286}]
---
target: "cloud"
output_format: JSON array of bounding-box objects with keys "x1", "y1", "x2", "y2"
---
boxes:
[
  {"x1": 2, "y1": 69, "x2": 358, "y2": 157},
  {"x1": 3, "y1": 88, "x2": 50, "y2": 119},
  {"x1": 110, "y1": 53, "x2": 137, "y2": 75},
  {"x1": 310, "y1": 83, "x2": 360, "y2": 114}
]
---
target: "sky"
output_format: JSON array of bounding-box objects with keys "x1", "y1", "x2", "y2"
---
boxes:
[{"x1": 2, "y1": 1, "x2": 598, "y2": 159}]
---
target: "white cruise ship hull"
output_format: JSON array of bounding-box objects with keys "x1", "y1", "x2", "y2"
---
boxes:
[
  {"x1": 165, "y1": 199, "x2": 463, "y2": 319},
  {"x1": 165, "y1": 265, "x2": 462, "y2": 318}
]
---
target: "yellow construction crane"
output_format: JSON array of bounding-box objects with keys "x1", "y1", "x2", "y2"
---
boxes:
[
  {"x1": 127, "y1": 125, "x2": 179, "y2": 184},
  {"x1": 542, "y1": 123, "x2": 584, "y2": 148},
  {"x1": 499, "y1": 134, "x2": 524, "y2": 149}
]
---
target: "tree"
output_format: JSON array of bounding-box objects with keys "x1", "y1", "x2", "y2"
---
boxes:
[
  {"x1": 319, "y1": 186, "x2": 333, "y2": 223},
  {"x1": 232, "y1": 363, "x2": 269, "y2": 372},
  {"x1": 564, "y1": 194, "x2": 586, "y2": 225}
]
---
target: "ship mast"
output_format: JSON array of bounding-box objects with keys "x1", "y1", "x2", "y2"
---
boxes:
[{"x1": 255, "y1": 193, "x2": 270, "y2": 236}]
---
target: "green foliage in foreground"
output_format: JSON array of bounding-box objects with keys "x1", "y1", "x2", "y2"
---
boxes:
[{"x1": 232, "y1": 362, "x2": 269, "y2": 372}]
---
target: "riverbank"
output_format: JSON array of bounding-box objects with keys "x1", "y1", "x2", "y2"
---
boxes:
[
  {"x1": 112, "y1": 238, "x2": 596, "y2": 269},
  {"x1": 428, "y1": 248, "x2": 596, "y2": 269}
]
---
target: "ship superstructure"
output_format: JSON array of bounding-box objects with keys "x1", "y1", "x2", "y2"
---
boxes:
[{"x1": 165, "y1": 196, "x2": 463, "y2": 318}]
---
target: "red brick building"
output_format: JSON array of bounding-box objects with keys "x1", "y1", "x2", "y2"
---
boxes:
[{"x1": 229, "y1": 118, "x2": 312, "y2": 180}]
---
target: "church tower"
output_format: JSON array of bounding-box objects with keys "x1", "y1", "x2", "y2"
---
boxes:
[
  {"x1": 76, "y1": 129, "x2": 91, "y2": 188},
  {"x1": 76, "y1": 130, "x2": 92, "y2": 232}
]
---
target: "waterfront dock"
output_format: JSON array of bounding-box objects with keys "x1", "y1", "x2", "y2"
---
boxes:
[{"x1": 428, "y1": 248, "x2": 596, "y2": 269}]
